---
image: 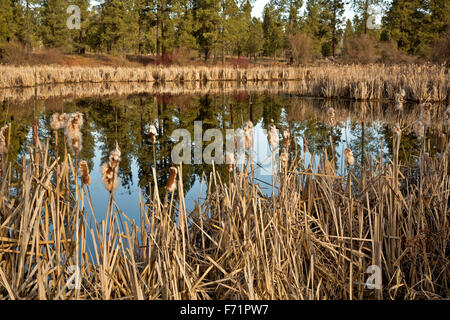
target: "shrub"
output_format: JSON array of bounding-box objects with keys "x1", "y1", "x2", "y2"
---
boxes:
[
  {"x1": 0, "y1": 41, "x2": 30, "y2": 65},
  {"x1": 431, "y1": 29, "x2": 450, "y2": 66},
  {"x1": 342, "y1": 34, "x2": 377, "y2": 64}
]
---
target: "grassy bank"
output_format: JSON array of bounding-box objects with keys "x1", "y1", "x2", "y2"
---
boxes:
[
  {"x1": 0, "y1": 114, "x2": 448, "y2": 299},
  {"x1": 0, "y1": 64, "x2": 448, "y2": 101}
]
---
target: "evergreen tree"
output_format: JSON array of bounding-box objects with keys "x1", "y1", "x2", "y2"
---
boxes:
[
  {"x1": 319, "y1": 0, "x2": 345, "y2": 57},
  {"x1": 0, "y1": 0, "x2": 14, "y2": 42},
  {"x1": 40, "y1": 0, "x2": 72, "y2": 49},
  {"x1": 262, "y1": 2, "x2": 283, "y2": 57},
  {"x1": 383, "y1": 0, "x2": 428, "y2": 55},
  {"x1": 194, "y1": 0, "x2": 220, "y2": 61},
  {"x1": 246, "y1": 17, "x2": 264, "y2": 59}
]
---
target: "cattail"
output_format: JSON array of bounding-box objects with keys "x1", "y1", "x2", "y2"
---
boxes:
[
  {"x1": 421, "y1": 102, "x2": 432, "y2": 112},
  {"x1": 244, "y1": 126, "x2": 253, "y2": 150},
  {"x1": 68, "y1": 129, "x2": 82, "y2": 154},
  {"x1": 65, "y1": 112, "x2": 84, "y2": 154},
  {"x1": 101, "y1": 163, "x2": 118, "y2": 193},
  {"x1": 280, "y1": 148, "x2": 289, "y2": 169},
  {"x1": 303, "y1": 136, "x2": 308, "y2": 154},
  {"x1": 443, "y1": 106, "x2": 450, "y2": 127},
  {"x1": 283, "y1": 129, "x2": 291, "y2": 149},
  {"x1": 328, "y1": 117, "x2": 336, "y2": 127},
  {"x1": 79, "y1": 160, "x2": 91, "y2": 186},
  {"x1": 65, "y1": 112, "x2": 84, "y2": 134},
  {"x1": 109, "y1": 141, "x2": 121, "y2": 168},
  {"x1": 393, "y1": 123, "x2": 402, "y2": 138},
  {"x1": 268, "y1": 122, "x2": 279, "y2": 149},
  {"x1": 395, "y1": 89, "x2": 405, "y2": 112},
  {"x1": 0, "y1": 124, "x2": 8, "y2": 155},
  {"x1": 327, "y1": 107, "x2": 335, "y2": 118},
  {"x1": 225, "y1": 152, "x2": 234, "y2": 173},
  {"x1": 422, "y1": 110, "x2": 431, "y2": 128},
  {"x1": 415, "y1": 121, "x2": 424, "y2": 139},
  {"x1": 101, "y1": 142, "x2": 121, "y2": 193},
  {"x1": 149, "y1": 124, "x2": 158, "y2": 143},
  {"x1": 245, "y1": 120, "x2": 253, "y2": 130},
  {"x1": 166, "y1": 167, "x2": 177, "y2": 193},
  {"x1": 344, "y1": 148, "x2": 355, "y2": 167},
  {"x1": 50, "y1": 113, "x2": 68, "y2": 130}
]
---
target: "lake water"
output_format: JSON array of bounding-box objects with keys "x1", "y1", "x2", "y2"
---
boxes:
[{"x1": 1, "y1": 90, "x2": 444, "y2": 225}]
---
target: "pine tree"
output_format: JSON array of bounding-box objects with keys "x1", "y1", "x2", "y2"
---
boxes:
[
  {"x1": 0, "y1": 0, "x2": 14, "y2": 42},
  {"x1": 194, "y1": 0, "x2": 220, "y2": 61},
  {"x1": 383, "y1": 0, "x2": 427, "y2": 55},
  {"x1": 246, "y1": 17, "x2": 264, "y2": 59},
  {"x1": 40, "y1": 0, "x2": 73, "y2": 49},
  {"x1": 262, "y1": 2, "x2": 283, "y2": 57},
  {"x1": 319, "y1": 0, "x2": 345, "y2": 57}
]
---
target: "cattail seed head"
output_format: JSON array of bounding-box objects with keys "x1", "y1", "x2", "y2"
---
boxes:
[
  {"x1": 51, "y1": 113, "x2": 68, "y2": 130},
  {"x1": 64, "y1": 112, "x2": 84, "y2": 155},
  {"x1": 344, "y1": 148, "x2": 355, "y2": 167},
  {"x1": 244, "y1": 126, "x2": 253, "y2": 150},
  {"x1": 101, "y1": 142, "x2": 121, "y2": 193},
  {"x1": 422, "y1": 110, "x2": 431, "y2": 128},
  {"x1": 166, "y1": 167, "x2": 177, "y2": 193},
  {"x1": 415, "y1": 121, "x2": 424, "y2": 139},
  {"x1": 280, "y1": 148, "x2": 289, "y2": 169},
  {"x1": 245, "y1": 120, "x2": 253, "y2": 130},
  {"x1": 268, "y1": 124, "x2": 279, "y2": 148},
  {"x1": 65, "y1": 112, "x2": 84, "y2": 133},
  {"x1": 68, "y1": 130, "x2": 82, "y2": 154},
  {"x1": 0, "y1": 124, "x2": 8, "y2": 155},
  {"x1": 395, "y1": 90, "x2": 405, "y2": 111},
  {"x1": 421, "y1": 102, "x2": 432, "y2": 112},
  {"x1": 282, "y1": 129, "x2": 291, "y2": 149},
  {"x1": 328, "y1": 117, "x2": 336, "y2": 127},
  {"x1": 109, "y1": 141, "x2": 121, "y2": 168},
  {"x1": 101, "y1": 163, "x2": 118, "y2": 193},
  {"x1": 149, "y1": 124, "x2": 158, "y2": 143},
  {"x1": 327, "y1": 107, "x2": 335, "y2": 118},
  {"x1": 79, "y1": 160, "x2": 91, "y2": 186},
  {"x1": 444, "y1": 106, "x2": 450, "y2": 127},
  {"x1": 225, "y1": 152, "x2": 234, "y2": 173}
]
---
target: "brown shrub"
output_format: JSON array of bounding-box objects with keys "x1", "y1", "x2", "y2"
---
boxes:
[
  {"x1": 342, "y1": 34, "x2": 377, "y2": 64},
  {"x1": 0, "y1": 42, "x2": 30, "y2": 65},
  {"x1": 170, "y1": 47, "x2": 197, "y2": 66},
  {"x1": 431, "y1": 29, "x2": 450, "y2": 66},
  {"x1": 377, "y1": 40, "x2": 419, "y2": 64},
  {"x1": 289, "y1": 32, "x2": 314, "y2": 65}
]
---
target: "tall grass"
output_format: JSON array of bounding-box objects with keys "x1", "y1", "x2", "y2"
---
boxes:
[
  {"x1": 0, "y1": 64, "x2": 447, "y2": 101},
  {"x1": 0, "y1": 115, "x2": 448, "y2": 299}
]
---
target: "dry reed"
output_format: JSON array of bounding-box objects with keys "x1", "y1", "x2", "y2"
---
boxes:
[{"x1": 0, "y1": 108, "x2": 448, "y2": 301}]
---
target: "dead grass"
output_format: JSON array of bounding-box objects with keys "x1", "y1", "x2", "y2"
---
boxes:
[
  {"x1": 0, "y1": 115, "x2": 448, "y2": 300},
  {"x1": 0, "y1": 64, "x2": 447, "y2": 102}
]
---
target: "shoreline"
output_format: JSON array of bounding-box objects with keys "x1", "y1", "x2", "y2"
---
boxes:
[{"x1": 0, "y1": 64, "x2": 448, "y2": 102}]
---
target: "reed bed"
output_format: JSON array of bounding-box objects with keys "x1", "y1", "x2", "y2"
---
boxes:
[
  {"x1": 0, "y1": 64, "x2": 448, "y2": 101},
  {"x1": 0, "y1": 114, "x2": 448, "y2": 300}
]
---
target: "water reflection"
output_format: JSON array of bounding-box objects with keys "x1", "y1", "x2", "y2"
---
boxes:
[{"x1": 0, "y1": 92, "x2": 445, "y2": 222}]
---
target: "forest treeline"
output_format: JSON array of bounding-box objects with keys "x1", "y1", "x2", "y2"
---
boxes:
[{"x1": 0, "y1": 0, "x2": 449, "y2": 65}]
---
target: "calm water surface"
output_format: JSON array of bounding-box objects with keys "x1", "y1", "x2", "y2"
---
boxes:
[{"x1": 1, "y1": 91, "x2": 443, "y2": 225}]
